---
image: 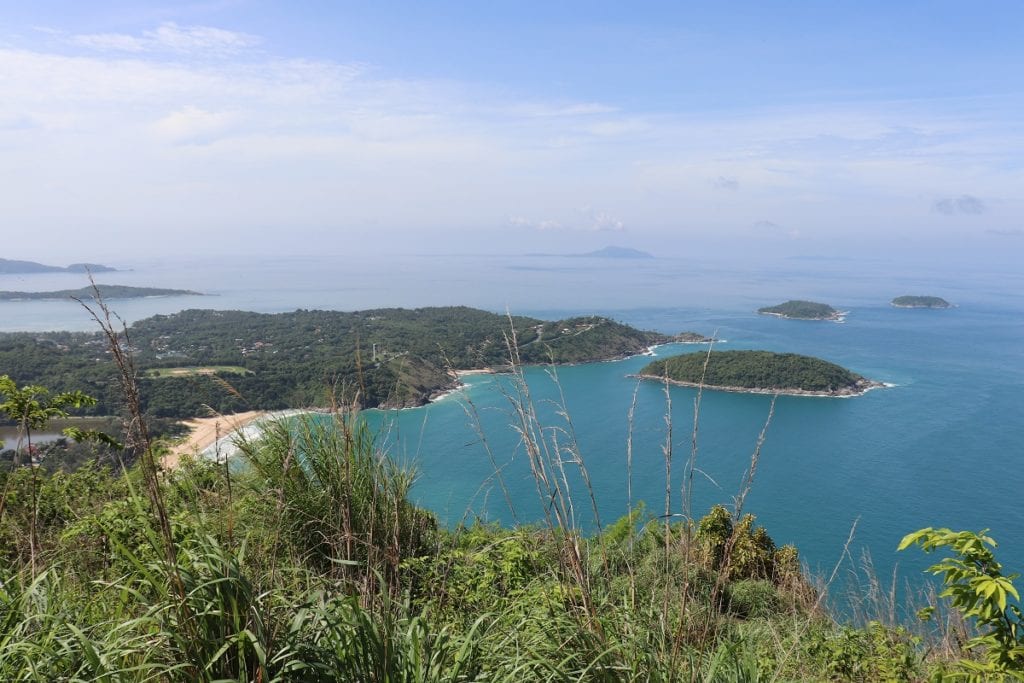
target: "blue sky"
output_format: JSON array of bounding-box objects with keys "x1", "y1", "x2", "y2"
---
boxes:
[{"x1": 1, "y1": 1, "x2": 1022, "y2": 261}]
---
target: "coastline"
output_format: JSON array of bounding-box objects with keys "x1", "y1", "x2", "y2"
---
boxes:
[
  {"x1": 427, "y1": 367, "x2": 501, "y2": 404},
  {"x1": 164, "y1": 410, "x2": 267, "y2": 468},
  {"x1": 629, "y1": 374, "x2": 886, "y2": 398},
  {"x1": 758, "y1": 310, "x2": 847, "y2": 323}
]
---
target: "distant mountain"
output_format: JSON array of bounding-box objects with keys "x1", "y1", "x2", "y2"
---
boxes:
[
  {"x1": 525, "y1": 246, "x2": 654, "y2": 259},
  {"x1": 0, "y1": 258, "x2": 117, "y2": 274},
  {"x1": 573, "y1": 246, "x2": 654, "y2": 259}
]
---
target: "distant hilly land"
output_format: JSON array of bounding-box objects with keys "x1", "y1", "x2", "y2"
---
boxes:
[
  {"x1": 0, "y1": 258, "x2": 117, "y2": 274},
  {"x1": 526, "y1": 246, "x2": 654, "y2": 259},
  {"x1": 0, "y1": 285, "x2": 203, "y2": 301}
]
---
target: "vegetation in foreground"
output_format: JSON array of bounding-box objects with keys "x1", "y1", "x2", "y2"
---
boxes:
[
  {"x1": 2, "y1": 391, "x2": 1021, "y2": 680},
  {"x1": 1, "y1": 297, "x2": 1019, "y2": 681}
]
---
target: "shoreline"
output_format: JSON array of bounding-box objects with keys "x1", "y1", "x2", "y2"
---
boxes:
[
  {"x1": 163, "y1": 410, "x2": 267, "y2": 469},
  {"x1": 758, "y1": 310, "x2": 847, "y2": 323},
  {"x1": 629, "y1": 374, "x2": 886, "y2": 398}
]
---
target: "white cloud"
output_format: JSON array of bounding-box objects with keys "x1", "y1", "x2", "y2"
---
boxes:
[
  {"x1": 0, "y1": 30, "x2": 1022, "y2": 258},
  {"x1": 70, "y1": 22, "x2": 259, "y2": 56},
  {"x1": 153, "y1": 106, "x2": 237, "y2": 144},
  {"x1": 71, "y1": 32, "x2": 148, "y2": 52}
]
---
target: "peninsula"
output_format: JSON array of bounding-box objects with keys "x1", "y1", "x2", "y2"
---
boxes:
[
  {"x1": 891, "y1": 295, "x2": 952, "y2": 309},
  {"x1": 636, "y1": 350, "x2": 882, "y2": 396},
  {"x1": 758, "y1": 300, "x2": 843, "y2": 321},
  {"x1": 0, "y1": 258, "x2": 116, "y2": 274},
  {"x1": 0, "y1": 306, "x2": 671, "y2": 415},
  {"x1": 0, "y1": 285, "x2": 203, "y2": 302}
]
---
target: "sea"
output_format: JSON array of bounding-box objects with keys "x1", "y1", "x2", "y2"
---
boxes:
[{"x1": 2, "y1": 252, "x2": 1022, "y2": 610}]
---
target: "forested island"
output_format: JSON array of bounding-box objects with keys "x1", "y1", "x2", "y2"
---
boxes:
[
  {"x1": 0, "y1": 258, "x2": 117, "y2": 274},
  {"x1": 671, "y1": 331, "x2": 718, "y2": 343},
  {"x1": 637, "y1": 350, "x2": 881, "y2": 396},
  {"x1": 0, "y1": 285, "x2": 203, "y2": 301},
  {"x1": 891, "y1": 295, "x2": 952, "y2": 309},
  {"x1": 757, "y1": 300, "x2": 843, "y2": 321},
  {"x1": 0, "y1": 306, "x2": 671, "y2": 416}
]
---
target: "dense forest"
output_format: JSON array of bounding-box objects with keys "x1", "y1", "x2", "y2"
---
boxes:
[
  {"x1": 639, "y1": 350, "x2": 876, "y2": 394},
  {"x1": 758, "y1": 300, "x2": 841, "y2": 320},
  {"x1": 0, "y1": 306, "x2": 669, "y2": 417}
]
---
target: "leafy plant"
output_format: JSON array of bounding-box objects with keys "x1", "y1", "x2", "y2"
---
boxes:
[{"x1": 899, "y1": 527, "x2": 1024, "y2": 679}]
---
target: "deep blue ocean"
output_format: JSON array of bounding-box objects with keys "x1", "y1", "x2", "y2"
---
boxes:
[{"x1": 2, "y1": 252, "x2": 1021, "y2": 607}]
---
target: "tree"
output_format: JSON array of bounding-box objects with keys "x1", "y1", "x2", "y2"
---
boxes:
[{"x1": 0, "y1": 374, "x2": 99, "y2": 573}]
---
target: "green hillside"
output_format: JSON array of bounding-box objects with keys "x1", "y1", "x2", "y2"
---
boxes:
[{"x1": 0, "y1": 307, "x2": 667, "y2": 415}]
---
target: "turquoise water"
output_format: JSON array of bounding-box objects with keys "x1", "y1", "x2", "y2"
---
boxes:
[
  {"x1": 359, "y1": 300, "x2": 1024, "y2": 601},
  {"x1": 2, "y1": 253, "x2": 1021, "y2": 603}
]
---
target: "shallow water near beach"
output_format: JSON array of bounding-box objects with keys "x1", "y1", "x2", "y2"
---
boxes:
[{"x1": 3, "y1": 252, "x2": 1022, "y2": 605}]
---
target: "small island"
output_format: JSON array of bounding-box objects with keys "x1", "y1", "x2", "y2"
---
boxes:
[
  {"x1": 0, "y1": 285, "x2": 204, "y2": 302},
  {"x1": 671, "y1": 331, "x2": 718, "y2": 343},
  {"x1": 758, "y1": 300, "x2": 844, "y2": 321},
  {"x1": 636, "y1": 350, "x2": 883, "y2": 397},
  {"x1": 891, "y1": 295, "x2": 952, "y2": 309},
  {"x1": 0, "y1": 258, "x2": 117, "y2": 274}
]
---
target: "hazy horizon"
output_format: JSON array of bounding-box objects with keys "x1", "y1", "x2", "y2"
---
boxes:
[{"x1": 2, "y1": 2, "x2": 1022, "y2": 268}]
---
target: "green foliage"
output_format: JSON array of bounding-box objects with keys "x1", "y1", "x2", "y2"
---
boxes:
[
  {"x1": 238, "y1": 413, "x2": 436, "y2": 584},
  {"x1": 695, "y1": 504, "x2": 795, "y2": 583},
  {"x1": 796, "y1": 621, "x2": 923, "y2": 682},
  {"x1": 0, "y1": 374, "x2": 96, "y2": 435},
  {"x1": 642, "y1": 350, "x2": 867, "y2": 393},
  {"x1": 0, "y1": 307, "x2": 667, "y2": 417},
  {"x1": 900, "y1": 527, "x2": 1024, "y2": 679},
  {"x1": 727, "y1": 580, "x2": 781, "y2": 619}
]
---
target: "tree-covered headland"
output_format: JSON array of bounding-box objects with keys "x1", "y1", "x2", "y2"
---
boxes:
[{"x1": 0, "y1": 307, "x2": 671, "y2": 417}]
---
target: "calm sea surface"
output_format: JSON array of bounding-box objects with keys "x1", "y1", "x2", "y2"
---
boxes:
[{"x1": 2, "y1": 253, "x2": 1022, "y2": 603}]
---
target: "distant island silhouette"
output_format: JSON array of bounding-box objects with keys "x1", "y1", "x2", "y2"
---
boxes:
[
  {"x1": 0, "y1": 258, "x2": 117, "y2": 274},
  {"x1": 525, "y1": 246, "x2": 654, "y2": 259}
]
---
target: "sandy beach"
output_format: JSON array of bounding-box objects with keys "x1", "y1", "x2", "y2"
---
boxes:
[{"x1": 163, "y1": 410, "x2": 266, "y2": 469}]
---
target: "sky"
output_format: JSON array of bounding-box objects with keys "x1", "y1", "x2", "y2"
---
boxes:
[{"x1": 1, "y1": 1, "x2": 1022, "y2": 263}]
